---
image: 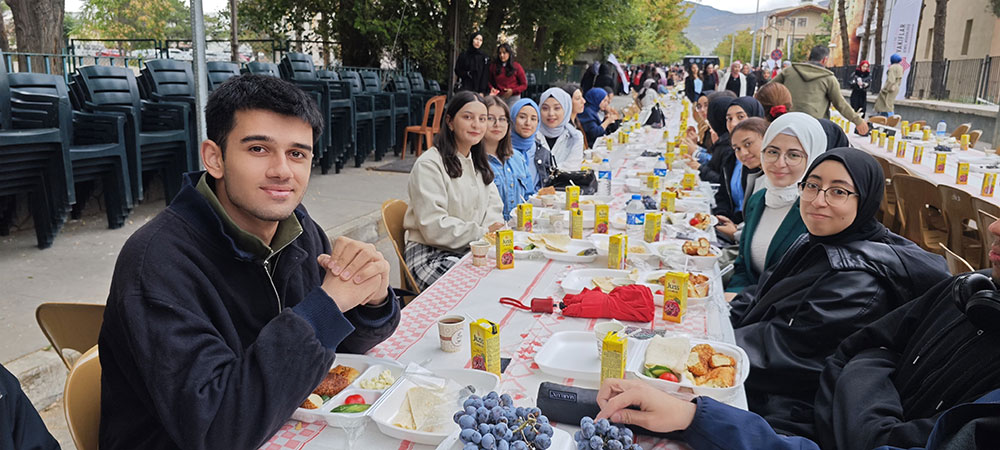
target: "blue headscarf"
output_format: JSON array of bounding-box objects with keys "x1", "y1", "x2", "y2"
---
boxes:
[
  {"x1": 578, "y1": 88, "x2": 607, "y2": 129},
  {"x1": 510, "y1": 98, "x2": 540, "y2": 189}
]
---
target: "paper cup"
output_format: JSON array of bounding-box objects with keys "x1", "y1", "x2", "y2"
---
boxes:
[
  {"x1": 594, "y1": 320, "x2": 625, "y2": 353},
  {"x1": 470, "y1": 240, "x2": 490, "y2": 267},
  {"x1": 437, "y1": 315, "x2": 467, "y2": 352}
]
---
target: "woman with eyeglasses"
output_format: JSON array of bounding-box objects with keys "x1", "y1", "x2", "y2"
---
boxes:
[
  {"x1": 729, "y1": 147, "x2": 949, "y2": 437},
  {"x1": 482, "y1": 96, "x2": 531, "y2": 221},
  {"x1": 724, "y1": 113, "x2": 823, "y2": 294},
  {"x1": 403, "y1": 92, "x2": 505, "y2": 290}
]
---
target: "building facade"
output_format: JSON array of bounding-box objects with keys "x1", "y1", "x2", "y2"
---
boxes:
[{"x1": 759, "y1": 3, "x2": 829, "y2": 63}]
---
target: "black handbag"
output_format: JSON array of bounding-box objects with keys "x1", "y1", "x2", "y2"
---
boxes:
[
  {"x1": 547, "y1": 169, "x2": 598, "y2": 194},
  {"x1": 644, "y1": 105, "x2": 665, "y2": 128}
]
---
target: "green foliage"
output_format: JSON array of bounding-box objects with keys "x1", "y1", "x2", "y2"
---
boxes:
[
  {"x1": 711, "y1": 28, "x2": 755, "y2": 67},
  {"x1": 793, "y1": 33, "x2": 830, "y2": 62},
  {"x1": 77, "y1": 0, "x2": 228, "y2": 43}
]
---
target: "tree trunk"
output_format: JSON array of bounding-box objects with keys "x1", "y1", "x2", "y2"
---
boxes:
[
  {"x1": 0, "y1": 9, "x2": 9, "y2": 53},
  {"x1": 481, "y1": 0, "x2": 508, "y2": 58},
  {"x1": 859, "y1": 0, "x2": 874, "y2": 63},
  {"x1": 874, "y1": 0, "x2": 885, "y2": 69},
  {"x1": 230, "y1": 0, "x2": 239, "y2": 63},
  {"x1": 930, "y1": 0, "x2": 948, "y2": 99},
  {"x1": 336, "y1": 0, "x2": 377, "y2": 66},
  {"x1": 837, "y1": 0, "x2": 852, "y2": 66},
  {"x1": 532, "y1": 25, "x2": 547, "y2": 69},
  {"x1": 5, "y1": 0, "x2": 64, "y2": 73}
]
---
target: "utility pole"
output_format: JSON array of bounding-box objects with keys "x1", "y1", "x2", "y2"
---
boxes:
[
  {"x1": 730, "y1": 34, "x2": 735, "y2": 66},
  {"x1": 230, "y1": 0, "x2": 239, "y2": 62},
  {"x1": 750, "y1": 0, "x2": 761, "y2": 67},
  {"x1": 191, "y1": 0, "x2": 208, "y2": 158}
]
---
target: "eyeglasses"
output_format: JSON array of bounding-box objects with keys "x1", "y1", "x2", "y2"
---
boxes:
[
  {"x1": 762, "y1": 148, "x2": 807, "y2": 167},
  {"x1": 798, "y1": 181, "x2": 858, "y2": 206},
  {"x1": 487, "y1": 115, "x2": 508, "y2": 125}
]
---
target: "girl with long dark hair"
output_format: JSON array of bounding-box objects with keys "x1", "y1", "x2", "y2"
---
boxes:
[
  {"x1": 403, "y1": 92, "x2": 504, "y2": 289},
  {"x1": 488, "y1": 43, "x2": 527, "y2": 106}
]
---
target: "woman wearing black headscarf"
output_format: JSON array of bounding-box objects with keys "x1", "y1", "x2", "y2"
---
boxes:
[
  {"x1": 729, "y1": 148, "x2": 950, "y2": 439},
  {"x1": 703, "y1": 96, "x2": 765, "y2": 223},
  {"x1": 455, "y1": 32, "x2": 490, "y2": 94}
]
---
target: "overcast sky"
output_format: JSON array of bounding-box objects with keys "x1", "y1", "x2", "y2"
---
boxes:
[{"x1": 66, "y1": 0, "x2": 810, "y2": 14}]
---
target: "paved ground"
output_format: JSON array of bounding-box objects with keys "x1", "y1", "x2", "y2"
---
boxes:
[{"x1": 2, "y1": 158, "x2": 411, "y2": 450}]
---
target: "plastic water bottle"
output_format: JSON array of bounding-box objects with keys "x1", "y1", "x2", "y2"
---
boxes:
[
  {"x1": 654, "y1": 156, "x2": 668, "y2": 177},
  {"x1": 936, "y1": 120, "x2": 947, "y2": 137},
  {"x1": 598, "y1": 159, "x2": 612, "y2": 196},
  {"x1": 626, "y1": 194, "x2": 646, "y2": 239}
]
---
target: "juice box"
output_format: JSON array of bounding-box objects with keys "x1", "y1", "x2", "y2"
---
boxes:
[
  {"x1": 594, "y1": 204, "x2": 609, "y2": 233},
  {"x1": 912, "y1": 145, "x2": 924, "y2": 164},
  {"x1": 878, "y1": 132, "x2": 886, "y2": 148},
  {"x1": 496, "y1": 229, "x2": 514, "y2": 270},
  {"x1": 923, "y1": 128, "x2": 932, "y2": 141},
  {"x1": 570, "y1": 208, "x2": 583, "y2": 239},
  {"x1": 679, "y1": 143, "x2": 689, "y2": 155},
  {"x1": 935, "y1": 153, "x2": 947, "y2": 174},
  {"x1": 469, "y1": 319, "x2": 501, "y2": 377},
  {"x1": 646, "y1": 175, "x2": 660, "y2": 190},
  {"x1": 896, "y1": 140, "x2": 907, "y2": 158},
  {"x1": 606, "y1": 137, "x2": 614, "y2": 151},
  {"x1": 661, "y1": 190, "x2": 676, "y2": 212},
  {"x1": 565, "y1": 185, "x2": 580, "y2": 209},
  {"x1": 681, "y1": 173, "x2": 697, "y2": 190},
  {"x1": 983, "y1": 173, "x2": 997, "y2": 197},
  {"x1": 608, "y1": 233, "x2": 628, "y2": 269},
  {"x1": 600, "y1": 331, "x2": 627, "y2": 382},
  {"x1": 644, "y1": 211, "x2": 662, "y2": 243},
  {"x1": 516, "y1": 203, "x2": 533, "y2": 232},
  {"x1": 665, "y1": 152, "x2": 676, "y2": 169},
  {"x1": 667, "y1": 141, "x2": 675, "y2": 154},
  {"x1": 661, "y1": 272, "x2": 688, "y2": 323},
  {"x1": 887, "y1": 136, "x2": 895, "y2": 153},
  {"x1": 901, "y1": 120, "x2": 909, "y2": 132},
  {"x1": 870, "y1": 130, "x2": 878, "y2": 145},
  {"x1": 663, "y1": 130, "x2": 670, "y2": 140},
  {"x1": 957, "y1": 162, "x2": 970, "y2": 185},
  {"x1": 961, "y1": 134, "x2": 970, "y2": 151}
]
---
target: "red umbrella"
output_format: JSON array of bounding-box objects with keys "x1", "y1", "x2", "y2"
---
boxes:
[{"x1": 561, "y1": 285, "x2": 654, "y2": 322}]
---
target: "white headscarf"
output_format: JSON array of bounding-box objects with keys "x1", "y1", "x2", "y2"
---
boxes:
[
  {"x1": 760, "y1": 112, "x2": 827, "y2": 208},
  {"x1": 538, "y1": 88, "x2": 574, "y2": 139}
]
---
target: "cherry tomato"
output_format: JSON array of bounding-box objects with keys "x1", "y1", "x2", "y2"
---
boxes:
[
  {"x1": 689, "y1": 218, "x2": 700, "y2": 226},
  {"x1": 655, "y1": 289, "x2": 664, "y2": 295},
  {"x1": 344, "y1": 394, "x2": 366, "y2": 405},
  {"x1": 658, "y1": 372, "x2": 679, "y2": 383},
  {"x1": 514, "y1": 246, "x2": 523, "y2": 250}
]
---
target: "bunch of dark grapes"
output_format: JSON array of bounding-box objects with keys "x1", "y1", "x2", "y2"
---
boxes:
[
  {"x1": 573, "y1": 417, "x2": 640, "y2": 450},
  {"x1": 453, "y1": 391, "x2": 555, "y2": 450}
]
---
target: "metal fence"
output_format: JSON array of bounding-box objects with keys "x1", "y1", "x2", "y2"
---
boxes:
[{"x1": 834, "y1": 57, "x2": 1000, "y2": 105}]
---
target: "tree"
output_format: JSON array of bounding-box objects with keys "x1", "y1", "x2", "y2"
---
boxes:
[
  {"x1": 794, "y1": 34, "x2": 831, "y2": 62},
  {"x1": 711, "y1": 28, "x2": 755, "y2": 68},
  {"x1": 0, "y1": 2, "x2": 10, "y2": 53},
  {"x1": 80, "y1": 0, "x2": 185, "y2": 46},
  {"x1": 835, "y1": 0, "x2": 851, "y2": 66},
  {"x1": 874, "y1": 0, "x2": 885, "y2": 68},
  {"x1": 858, "y1": 0, "x2": 874, "y2": 64},
  {"x1": 930, "y1": 0, "x2": 948, "y2": 99},
  {"x1": 4, "y1": 0, "x2": 65, "y2": 72}
]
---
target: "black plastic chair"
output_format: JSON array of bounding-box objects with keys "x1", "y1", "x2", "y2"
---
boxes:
[
  {"x1": 244, "y1": 61, "x2": 281, "y2": 77},
  {"x1": 206, "y1": 61, "x2": 241, "y2": 90},
  {"x1": 359, "y1": 71, "x2": 395, "y2": 160},
  {"x1": 389, "y1": 75, "x2": 414, "y2": 155},
  {"x1": 407, "y1": 72, "x2": 435, "y2": 117},
  {"x1": 339, "y1": 71, "x2": 378, "y2": 166},
  {"x1": 9, "y1": 72, "x2": 132, "y2": 230},
  {"x1": 316, "y1": 69, "x2": 355, "y2": 173},
  {"x1": 75, "y1": 65, "x2": 191, "y2": 205},
  {"x1": 141, "y1": 59, "x2": 200, "y2": 172},
  {"x1": 0, "y1": 55, "x2": 70, "y2": 248},
  {"x1": 277, "y1": 53, "x2": 334, "y2": 173}
]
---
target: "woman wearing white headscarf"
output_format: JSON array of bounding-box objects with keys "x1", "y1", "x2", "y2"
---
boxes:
[
  {"x1": 536, "y1": 88, "x2": 585, "y2": 171},
  {"x1": 725, "y1": 112, "x2": 827, "y2": 295}
]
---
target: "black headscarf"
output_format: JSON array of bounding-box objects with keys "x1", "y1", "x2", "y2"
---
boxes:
[
  {"x1": 707, "y1": 95, "x2": 734, "y2": 136},
  {"x1": 818, "y1": 119, "x2": 850, "y2": 150},
  {"x1": 731, "y1": 96, "x2": 765, "y2": 119},
  {"x1": 466, "y1": 32, "x2": 485, "y2": 54},
  {"x1": 803, "y1": 147, "x2": 889, "y2": 246}
]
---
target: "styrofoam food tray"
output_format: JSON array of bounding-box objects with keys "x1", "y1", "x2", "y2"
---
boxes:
[
  {"x1": 533, "y1": 331, "x2": 646, "y2": 382},
  {"x1": 488, "y1": 231, "x2": 543, "y2": 259},
  {"x1": 541, "y1": 239, "x2": 598, "y2": 263},
  {"x1": 632, "y1": 337, "x2": 750, "y2": 402},
  {"x1": 291, "y1": 354, "x2": 404, "y2": 426},
  {"x1": 435, "y1": 426, "x2": 575, "y2": 450},
  {"x1": 533, "y1": 208, "x2": 596, "y2": 228},
  {"x1": 560, "y1": 268, "x2": 634, "y2": 295},
  {"x1": 369, "y1": 369, "x2": 501, "y2": 445}
]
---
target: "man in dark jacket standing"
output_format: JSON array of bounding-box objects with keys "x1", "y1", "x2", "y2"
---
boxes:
[
  {"x1": 98, "y1": 75, "x2": 401, "y2": 450},
  {"x1": 813, "y1": 216, "x2": 1000, "y2": 450},
  {"x1": 771, "y1": 45, "x2": 869, "y2": 135}
]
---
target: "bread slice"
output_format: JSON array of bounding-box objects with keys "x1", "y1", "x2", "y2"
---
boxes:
[{"x1": 709, "y1": 353, "x2": 735, "y2": 368}]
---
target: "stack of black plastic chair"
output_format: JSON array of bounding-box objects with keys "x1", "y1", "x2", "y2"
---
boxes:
[
  {"x1": 277, "y1": 53, "x2": 333, "y2": 173},
  {"x1": 244, "y1": 61, "x2": 281, "y2": 77},
  {"x1": 388, "y1": 74, "x2": 413, "y2": 156},
  {"x1": 407, "y1": 72, "x2": 435, "y2": 118},
  {"x1": 0, "y1": 55, "x2": 71, "y2": 248},
  {"x1": 316, "y1": 69, "x2": 355, "y2": 173},
  {"x1": 206, "y1": 61, "x2": 241, "y2": 91},
  {"x1": 337, "y1": 71, "x2": 377, "y2": 167},
  {"x1": 358, "y1": 71, "x2": 395, "y2": 160},
  {"x1": 75, "y1": 65, "x2": 191, "y2": 205},
  {"x1": 141, "y1": 59, "x2": 200, "y2": 171},
  {"x1": 10, "y1": 72, "x2": 132, "y2": 230}
]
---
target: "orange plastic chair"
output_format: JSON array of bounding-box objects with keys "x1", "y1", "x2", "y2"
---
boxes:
[
  {"x1": 401, "y1": 95, "x2": 446, "y2": 160},
  {"x1": 64, "y1": 345, "x2": 101, "y2": 450},
  {"x1": 381, "y1": 199, "x2": 421, "y2": 302},
  {"x1": 36, "y1": 303, "x2": 105, "y2": 369}
]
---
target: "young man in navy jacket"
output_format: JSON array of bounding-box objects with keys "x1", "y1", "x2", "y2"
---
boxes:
[{"x1": 98, "y1": 74, "x2": 401, "y2": 449}]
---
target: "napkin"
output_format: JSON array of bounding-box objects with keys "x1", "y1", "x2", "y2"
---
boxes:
[{"x1": 560, "y1": 285, "x2": 655, "y2": 322}]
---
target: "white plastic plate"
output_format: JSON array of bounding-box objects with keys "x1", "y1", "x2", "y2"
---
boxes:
[
  {"x1": 541, "y1": 239, "x2": 598, "y2": 263},
  {"x1": 533, "y1": 331, "x2": 645, "y2": 382},
  {"x1": 560, "y1": 268, "x2": 634, "y2": 295}
]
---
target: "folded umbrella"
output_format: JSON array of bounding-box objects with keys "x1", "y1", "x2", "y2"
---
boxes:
[{"x1": 561, "y1": 285, "x2": 655, "y2": 322}]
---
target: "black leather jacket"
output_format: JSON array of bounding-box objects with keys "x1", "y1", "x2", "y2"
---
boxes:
[{"x1": 730, "y1": 232, "x2": 950, "y2": 438}]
